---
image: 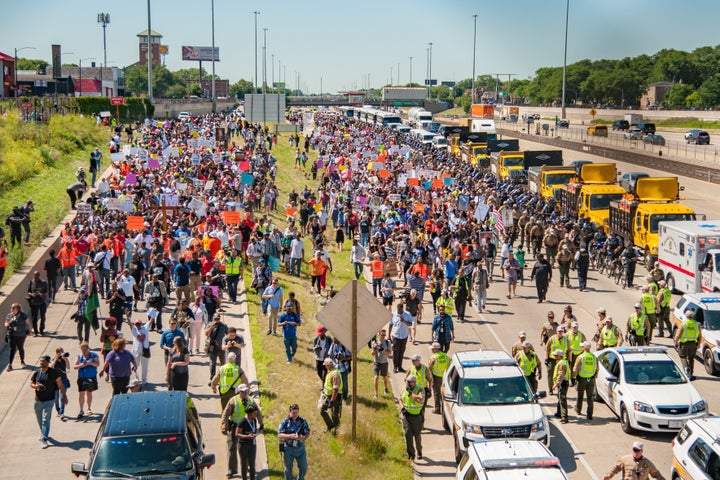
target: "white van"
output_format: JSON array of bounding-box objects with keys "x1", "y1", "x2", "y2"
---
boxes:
[
  {"x1": 432, "y1": 136, "x2": 447, "y2": 147},
  {"x1": 471, "y1": 119, "x2": 497, "y2": 141}
]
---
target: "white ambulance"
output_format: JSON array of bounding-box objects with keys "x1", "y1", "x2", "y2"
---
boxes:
[{"x1": 657, "y1": 221, "x2": 720, "y2": 293}]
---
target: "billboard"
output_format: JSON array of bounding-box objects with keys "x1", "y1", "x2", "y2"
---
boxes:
[
  {"x1": 244, "y1": 94, "x2": 286, "y2": 123},
  {"x1": 381, "y1": 87, "x2": 427, "y2": 102},
  {"x1": 181, "y1": 46, "x2": 219, "y2": 62}
]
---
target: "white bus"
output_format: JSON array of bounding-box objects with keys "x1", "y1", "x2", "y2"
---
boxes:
[
  {"x1": 375, "y1": 111, "x2": 402, "y2": 127},
  {"x1": 338, "y1": 106, "x2": 355, "y2": 118}
]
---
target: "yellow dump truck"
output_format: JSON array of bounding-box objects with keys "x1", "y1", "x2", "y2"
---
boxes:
[
  {"x1": 528, "y1": 165, "x2": 578, "y2": 199},
  {"x1": 557, "y1": 163, "x2": 627, "y2": 227}
]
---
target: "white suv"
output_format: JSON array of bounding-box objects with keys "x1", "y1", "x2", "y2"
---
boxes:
[
  {"x1": 672, "y1": 293, "x2": 720, "y2": 376},
  {"x1": 441, "y1": 350, "x2": 548, "y2": 463},
  {"x1": 671, "y1": 416, "x2": 720, "y2": 479},
  {"x1": 456, "y1": 439, "x2": 568, "y2": 480}
]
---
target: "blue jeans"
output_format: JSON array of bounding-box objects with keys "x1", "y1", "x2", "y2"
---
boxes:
[
  {"x1": 339, "y1": 370, "x2": 349, "y2": 400},
  {"x1": 283, "y1": 444, "x2": 307, "y2": 480},
  {"x1": 290, "y1": 258, "x2": 302, "y2": 277},
  {"x1": 226, "y1": 274, "x2": 239, "y2": 302},
  {"x1": 353, "y1": 262, "x2": 363, "y2": 279},
  {"x1": 372, "y1": 278, "x2": 382, "y2": 297},
  {"x1": 55, "y1": 375, "x2": 68, "y2": 414},
  {"x1": 284, "y1": 336, "x2": 298, "y2": 362},
  {"x1": 360, "y1": 232, "x2": 370, "y2": 247},
  {"x1": 62, "y1": 265, "x2": 76, "y2": 289},
  {"x1": 34, "y1": 399, "x2": 54, "y2": 441}
]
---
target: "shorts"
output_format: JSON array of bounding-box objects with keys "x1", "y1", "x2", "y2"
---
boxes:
[
  {"x1": 506, "y1": 277, "x2": 518, "y2": 287},
  {"x1": 77, "y1": 376, "x2": 98, "y2": 392},
  {"x1": 410, "y1": 315, "x2": 417, "y2": 329},
  {"x1": 373, "y1": 362, "x2": 389, "y2": 377},
  {"x1": 382, "y1": 296, "x2": 394, "y2": 306}
]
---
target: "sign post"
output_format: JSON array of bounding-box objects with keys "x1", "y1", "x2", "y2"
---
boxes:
[{"x1": 110, "y1": 96, "x2": 124, "y2": 122}]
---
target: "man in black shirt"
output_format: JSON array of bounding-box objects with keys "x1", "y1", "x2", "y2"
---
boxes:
[
  {"x1": 530, "y1": 253, "x2": 553, "y2": 303},
  {"x1": 30, "y1": 355, "x2": 67, "y2": 448},
  {"x1": 44, "y1": 249, "x2": 62, "y2": 303}
]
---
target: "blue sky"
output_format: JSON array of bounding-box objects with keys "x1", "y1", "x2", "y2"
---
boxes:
[{"x1": 2, "y1": 0, "x2": 719, "y2": 94}]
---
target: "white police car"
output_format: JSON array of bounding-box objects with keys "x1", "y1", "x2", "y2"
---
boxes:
[
  {"x1": 456, "y1": 439, "x2": 568, "y2": 480},
  {"x1": 441, "y1": 350, "x2": 548, "y2": 464},
  {"x1": 671, "y1": 416, "x2": 720, "y2": 480},
  {"x1": 672, "y1": 293, "x2": 720, "y2": 376},
  {"x1": 594, "y1": 347, "x2": 708, "y2": 433}
]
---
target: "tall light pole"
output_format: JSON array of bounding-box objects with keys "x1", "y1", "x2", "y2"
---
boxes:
[
  {"x1": 97, "y1": 13, "x2": 109, "y2": 93},
  {"x1": 253, "y1": 11, "x2": 260, "y2": 93},
  {"x1": 472, "y1": 14, "x2": 478, "y2": 104},
  {"x1": 271, "y1": 54, "x2": 275, "y2": 89},
  {"x1": 78, "y1": 57, "x2": 95, "y2": 97},
  {"x1": 13, "y1": 46, "x2": 35, "y2": 100},
  {"x1": 146, "y1": 0, "x2": 153, "y2": 103},
  {"x1": 561, "y1": 0, "x2": 569, "y2": 119},
  {"x1": 262, "y1": 27, "x2": 268, "y2": 94},
  {"x1": 409, "y1": 56, "x2": 413, "y2": 85},
  {"x1": 210, "y1": 0, "x2": 216, "y2": 113},
  {"x1": 427, "y1": 42, "x2": 433, "y2": 99}
]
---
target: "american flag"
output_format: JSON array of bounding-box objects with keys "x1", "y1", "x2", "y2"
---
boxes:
[{"x1": 491, "y1": 206, "x2": 504, "y2": 232}]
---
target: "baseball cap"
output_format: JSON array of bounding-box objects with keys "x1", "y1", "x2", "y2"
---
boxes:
[
  {"x1": 571, "y1": 322, "x2": 579, "y2": 328},
  {"x1": 522, "y1": 341, "x2": 532, "y2": 348},
  {"x1": 236, "y1": 384, "x2": 249, "y2": 393},
  {"x1": 557, "y1": 326, "x2": 566, "y2": 332},
  {"x1": 552, "y1": 349, "x2": 564, "y2": 357},
  {"x1": 605, "y1": 316, "x2": 613, "y2": 322},
  {"x1": 406, "y1": 375, "x2": 417, "y2": 382},
  {"x1": 431, "y1": 342, "x2": 441, "y2": 350},
  {"x1": 316, "y1": 326, "x2": 327, "y2": 335},
  {"x1": 40, "y1": 355, "x2": 52, "y2": 362},
  {"x1": 80, "y1": 286, "x2": 87, "y2": 292},
  {"x1": 518, "y1": 331, "x2": 527, "y2": 337},
  {"x1": 581, "y1": 341, "x2": 591, "y2": 349},
  {"x1": 134, "y1": 318, "x2": 144, "y2": 325},
  {"x1": 632, "y1": 441, "x2": 644, "y2": 451},
  {"x1": 596, "y1": 307, "x2": 606, "y2": 314},
  {"x1": 411, "y1": 354, "x2": 421, "y2": 361},
  {"x1": 323, "y1": 358, "x2": 334, "y2": 366},
  {"x1": 634, "y1": 303, "x2": 642, "y2": 308},
  {"x1": 259, "y1": 258, "x2": 266, "y2": 263},
  {"x1": 547, "y1": 311, "x2": 555, "y2": 317},
  {"x1": 227, "y1": 352, "x2": 237, "y2": 361}
]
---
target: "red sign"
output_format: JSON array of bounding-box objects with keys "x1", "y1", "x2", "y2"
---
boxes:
[
  {"x1": 110, "y1": 96, "x2": 124, "y2": 105},
  {"x1": 20, "y1": 102, "x2": 32, "y2": 108}
]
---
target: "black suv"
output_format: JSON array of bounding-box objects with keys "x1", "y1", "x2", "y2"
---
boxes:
[
  {"x1": 685, "y1": 129, "x2": 710, "y2": 145},
  {"x1": 72, "y1": 391, "x2": 215, "y2": 479},
  {"x1": 612, "y1": 120, "x2": 629, "y2": 131}
]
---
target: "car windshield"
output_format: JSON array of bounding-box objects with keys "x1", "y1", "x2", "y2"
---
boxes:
[
  {"x1": 504, "y1": 157, "x2": 524, "y2": 167},
  {"x1": 649, "y1": 213, "x2": 697, "y2": 233},
  {"x1": 545, "y1": 173, "x2": 576, "y2": 186},
  {"x1": 460, "y1": 376, "x2": 534, "y2": 405},
  {"x1": 589, "y1": 193, "x2": 624, "y2": 210},
  {"x1": 624, "y1": 360, "x2": 686, "y2": 385},
  {"x1": 91, "y1": 434, "x2": 193, "y2": 477},
  {"x1": 700, "y1": 310, "x2": 720, "y2": 330}
]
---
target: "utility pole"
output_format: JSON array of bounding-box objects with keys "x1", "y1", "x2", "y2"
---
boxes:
[
  {"x1": 147, "y1": 0, "x2": 153, "y2": 103},
  {"x1": 427, "y1": 42, "x2": 433, "y2": 99},
  {"x1": 472, "y1": 14, "x2": 478, "y2": 103},
  {"x1": 561, "y1": 0, "x2": 570, "y2": 119},
  {"x1": 97, "y1": 13, "x2": 109, "y2": 94},
  {"x1": 253, "y1": 11, "x2": 260, "y2": 93},
  {"x1": 262, "y1": 28, "x2": 267, "y2": 94},
  {"x1": 409, "y1": 56, "x2": 413, "y2": 85},
  {"x1": 211, "y1": 0, "x2": 216, "y2": 112},
  {"x1": 271, "y1": 54, "x2": 275, "y2": 89},
  {"x1": 490, "y1": 73, "x2": 517, "y2": 104}
]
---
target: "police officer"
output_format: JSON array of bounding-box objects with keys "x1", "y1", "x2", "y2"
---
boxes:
[
  {"x1": 211, "y1": 352, "x2": 250, "y2": 410},
  {"x1": 515, "y1": 341, "x2": 541, "y2": 392},
  {"x1": 575, "y1": 243, "x2": 591, "y2": 291},
  {"x1": 656, "y1": 280, "x2": 672, "y2": 337},
  {"x1": 399, "y1": 375, "x2": 425, "y2": 461},
  {"x1": 225, "y1": 248, "x2": 242, "y2": 303},
  {"x1": 603, "y1": 441, "x2": 666, "y2": 480},
  {"x1": 552, "y1": 349, "x2": 569, "y2": 423},
  {"x1": 220, "y1": 384, "x2": 263, "y2": 479},
  {"x1": 627, "y1": 303, "x2": 651, "y2": 346},
  {"x1": 319, "y1": 357, "x2": 342, "y2": 434},
  {"x1": 598, "y1": 317, "x2": 624, "y2": 351},
  {"x1": 406, "y1": 354, "x2": 432, "y2": 413},
  {"x1": 640, "y1": 286, "x2": 658, "y2": 342},
  {"x1": 567, "y1": 322, "x2": 586, "y2": 370},
  {"x1": 572, "y1": 341, "x2": 597, "y2": 420},
  {"x1": 674, "y1": 309, "x2": 702, "y2": 379},
  {"x1": 428, "y1": 342, "x2": 448, "y2": 414},
  {"x1": 545, "y1": 325, "x2": 570, "y2": 395},
  {"x1": 511, "y1": 331, "x2": 534, "y2": 358}
]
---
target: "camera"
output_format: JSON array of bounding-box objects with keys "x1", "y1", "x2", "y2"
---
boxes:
[{"x1": 63, "y1": 352, "x2": 70, "y2": 358}]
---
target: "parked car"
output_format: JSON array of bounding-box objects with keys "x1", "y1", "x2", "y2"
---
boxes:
[
  {"x1": 624, "y1": 127, "x2": 643, "y2": 140},
  {"x1": 612, "y1": 120, "x2": 630, "y2": 131},
  {"x1": 619, "y1": 172, "x2": 650, "y2": 193},
  {"x1": 177, "y1": 112, "x2": 192, "y2": 121},
  {"x1": 456, "y1": 439, "x2": 569, "y2": 480},
  {"x1": 556, "y1": 119, "x2": 569, "y2": 128},
  {"x1": 593, "y1": 346, "x2": 708, "y2": 433},
  {"x1": 643, "y1": 134, "x2": 666, "y2": 146},
  {"x1": 636, "y1": 122, "x2": 656, "y2": 134},
  {"x1": 671, "y1": 417, "x2": 720, "y2": 480},
  {"x1": 672, "y1": 293, "x2": 720, "y2": 376},
  {"x1": 685, "y1": 129, "x2": 711, "y2": 145}
]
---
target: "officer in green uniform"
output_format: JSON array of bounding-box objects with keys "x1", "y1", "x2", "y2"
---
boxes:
[
  {"x1": 598, "y1": 317, "x2": 624, "y2": 351},
  {"x1": 399, "y1": 375, "x2": 425, "y2": 461},
  {"x1": 545, "y1": 325, "x2": 570, "y2": 395},
  {"x1": 427, "y1": 343, "x2": 448, "y2": 414},
  {"x1": 220, "y1": 384, "x2": 263, "y2": 478},
  {"x1": 627, "y1": 304, "x2": 651, "y2": 346},
  {"x1": 674, "y1": 309, "x2": 702, "y2": 378},
  {"x1": 572, "y1": 342, "x2": 598, "y2": 420},
  {"x1": 225, "y1": 249, "x2": 243, "y2": 303},
  {"x1": 320, "y1": 357, "x2": 343, "y2": 433},
  {"x1": 552, "y1": 349, "x2": 570, "y2": 423},
  {"x1": 567, "y1": 322, "x2": 586, "y2": 374},
  {"x1": 211, "y1": 352, "x2": 250, "y2": 410},
  {"x1": 515, "y1": 341, "x2": 541, "y2": 392},
  {"x1": 656, "y1": 280, "x2": 672, "y2": 337},
  {"x1": 640, "y1": 286, "x2": 658, "y2": 342}
]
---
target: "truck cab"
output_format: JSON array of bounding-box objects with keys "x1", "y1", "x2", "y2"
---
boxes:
[
  {"x1": 493, "y1": 151, "x2": 525, "y2": 180},
  {"x1": 528, "y1": 165, "x2": 577, "y2": 199},
  {"x1": 559, "y1": 163, "x2": 626, "y2": 227},
  {"x1": 461, "y1": 143, "x2": 490, "y2": 167}
]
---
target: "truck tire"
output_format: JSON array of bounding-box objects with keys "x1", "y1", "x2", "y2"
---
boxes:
[
  {"x1": 644, "y1": 250, "x2": 656, "y2": 270},
  {"x1": 666, "y1": 274, "x2": 677, "y2": 294},
  {"x1": 704, "y1": 348, "x2": 719, "y2": 376}
]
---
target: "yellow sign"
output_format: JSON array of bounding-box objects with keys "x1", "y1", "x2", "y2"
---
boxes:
[{"x1": 589, "y1": 108, "x2": 597, "y2": 117}]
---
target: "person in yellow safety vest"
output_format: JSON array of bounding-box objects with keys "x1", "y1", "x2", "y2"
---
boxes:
[
  {"x1": 211, "y1": 352, "x2": 250, "y2": 410},
  {"x1": 567, "y1": 322, "x2": 586, "y2": 375},
  {"x1": 428, "y1": 342, "x2": 449, "y2": 414},
  {"x1": 515, "y1": 341, "x2": 541, "y2": 392},
  {"x1": 220, "y1": 384, "x2": 263, "y2": 478},
  {"x1": 640, "y1": 286, "x2": 658, "y2": 342},
  {"x1": 572, "y1": 342, "x2": 598, "y2": 420},
  {"x1": 224, "y1": 250, "x2": 243, "y2": 303},
  {"x1": 552, "y1": 349, "x2": 570, "y2": 423},
  {"x1": 435, "y1": 289, "x2": 454, "y2": 317},
  {"x1": 674, "y1": 309, "x2": 702, "y2": 379},
  {"x1": 598, "y1": 317, "x2": 624, "y2": 351},
  {"x1": 399, "y1": 375, "x2": 425, "y2": 461},
  {"x1": 627, "y1": 304, "x2": 651, "y2": 346},
  {"x1": 407, "y1": 354, "x2": 433, "y2": 413},
  {"x1": 656, "y1": 280, "x2": 673, "y2": 337},
  {"x1": 544, "y1": 325, "x2": 570, "y2": 395},
  {"x1": 319, "y1": 358, "x2": 342, "y2": 434}
]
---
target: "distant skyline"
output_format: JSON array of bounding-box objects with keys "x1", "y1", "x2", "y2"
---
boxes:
[{"x1": 2, "y1": 0, "x2": 720, "y2": 94}]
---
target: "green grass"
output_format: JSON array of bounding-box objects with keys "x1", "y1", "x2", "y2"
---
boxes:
[
  {"x1": 654, "y1": 117, "x2": 720, "y2": 129},
  {"x1": 436, "y1": 106, "x2": 466, "y2": 117},
  {"x1": 246, "y1": 135, "x2": 412, "y2": 480},
  {"x1": 0, "y1": 110, "x2": 106, "y2": 282}
]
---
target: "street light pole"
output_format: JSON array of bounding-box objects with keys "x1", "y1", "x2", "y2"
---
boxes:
[
  {"x1": 428, "y1": 42, "x2": 433, "y2": 99},
  {"x1": 561, "y1": 0, "x2": 569, "y2": 119},
  {"x1": 271, "y1": 54, "x2": 275, "y2": 89},
  {"x1": 13, "y1": 46, "x2": 35, "y2": 100},
  {"x1": 97, "y1": 13, "x2": 109, "y2": 94},
  {"x1": 211, "y1": 0, "x2": 216, "y2": 113},
  {"x1": 253, "y1": 11, "x2": 260, "y2": 93},
  {"x1": 262, "y1": 28, "x2": 267, "y2": 94},
  {"x1": 409, "y1": 57, "x2": 413, "y2": 85},
  {"x1": 147, "y1": 0, "x2": 153, "y2": 103},
  {"x1": 472, "y1": 14, "x2": 478, "y2": 104}
]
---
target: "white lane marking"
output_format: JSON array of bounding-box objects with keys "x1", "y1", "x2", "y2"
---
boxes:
[{"x1": 482, "y1": 314, "x2": 601, "y2": 480}]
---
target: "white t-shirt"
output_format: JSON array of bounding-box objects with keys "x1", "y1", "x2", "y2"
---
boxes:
[
  {"x1": 117, "y1": 275, "x2": 136, "y2": 297},
  {"x1": 290, "y1": 238, "x2": 305, "y2": 259}
]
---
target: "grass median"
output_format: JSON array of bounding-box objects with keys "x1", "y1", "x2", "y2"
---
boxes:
[{"x1": 245, "y1": 133, "x2": 411, "y2": 479}]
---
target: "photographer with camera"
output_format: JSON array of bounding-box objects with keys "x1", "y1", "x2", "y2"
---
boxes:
[
  {"x1": 50, "y1": 347, "x2": 71, "y2": 421},
  {"x1": 27, "y1": 270, "x2": 49, "y2": 337},
  {"x1": 204, "y1": 314, "x2": 228, "y2": 380},
  {"x1": 5, "y1": 303, "x2": 31, "y2": 371},
  {"x1": 371, "y1": 329, "x2": 393, "y2": 398},
  {"x1": 222, "y1": 326, "x2": 246, "y2": 363},
  {"x1": 30, "y1": 355, "x2": 67, "y2": 449}
]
